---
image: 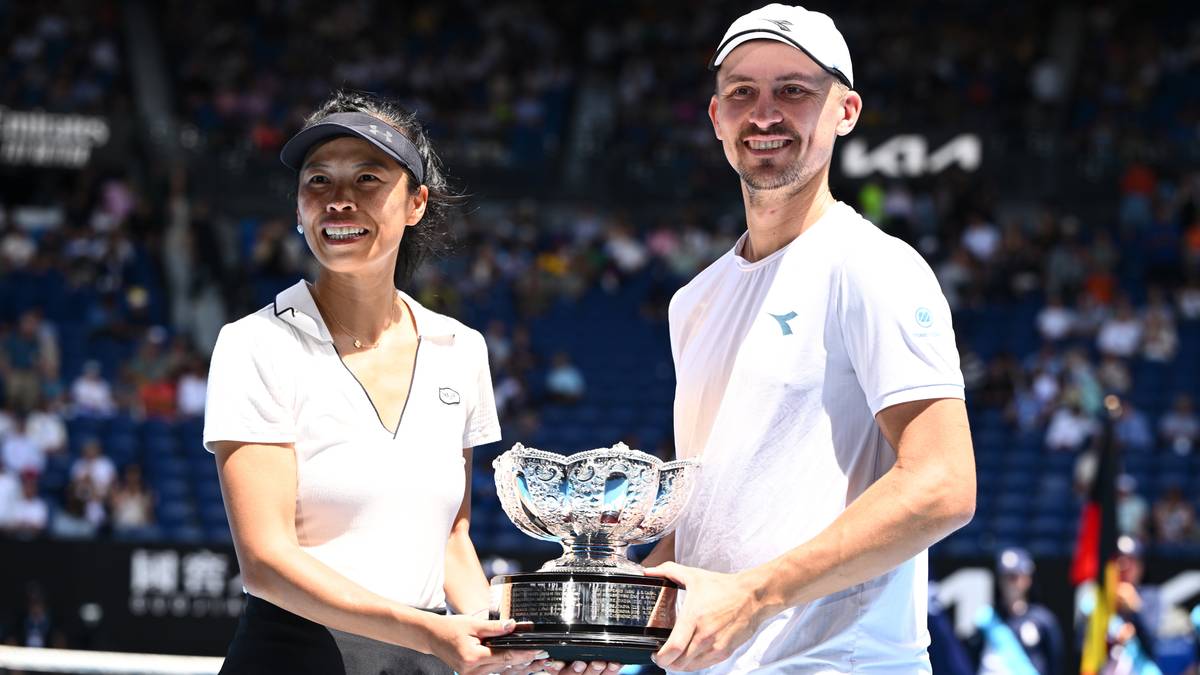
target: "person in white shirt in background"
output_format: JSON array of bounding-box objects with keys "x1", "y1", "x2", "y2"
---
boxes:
[
  {"x1": 70, "y1": 360, "x2": 117, "y2": 417},
  {"x1": 0, "y1": 458, "x2": 20, "y2": 529},
  {"x1": 1, "y1": 413, "x2": 45, "y2": 476},
  {"x1": 70, "y1": 438, "x2": 117, "y2": 499},
  {"x1": 1036, "y1": 293, "x2": 1076, "y2": 343},
  {"x1": 8, "y1": 470, "x2": 48, "y2": 538},
  {"x1": 640, "y1": 5, "x2": 976, "y2": 673},
  {"x1": 1096, "y1": 295, "x2": 1144, "y2": 358},
  {"x1": 175, "y1": 355, "x2": 208, "y2": 417},
  {"x1": 26, "y1": 397, "x2": 67, "y2": 456}
]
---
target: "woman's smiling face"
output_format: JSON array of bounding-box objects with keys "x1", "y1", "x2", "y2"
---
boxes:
[{"x1": 296, "y1": 135, "x2": 427, "y2": 276}]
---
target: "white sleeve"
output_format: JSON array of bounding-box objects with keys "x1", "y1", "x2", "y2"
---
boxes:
[
  {"x1": 462, "y1": 331, "x2": 502, "y2": 449},
  {"x1": 202, "y1": 320, "x2": 298, "y2": 452},
  {"x1": 837, "y1": 238, "x2": 965, "y2": 416}
]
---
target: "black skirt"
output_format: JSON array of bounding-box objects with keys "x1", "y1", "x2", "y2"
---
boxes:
[{"x1": 219, "y1": 595, "x2": 453, "y2": 675}]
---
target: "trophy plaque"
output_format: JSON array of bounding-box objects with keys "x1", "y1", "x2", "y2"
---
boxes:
[{"x1": 486, "y1": 443, "x2": 700, "y2": 664}]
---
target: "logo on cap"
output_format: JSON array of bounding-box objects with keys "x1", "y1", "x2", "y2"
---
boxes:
[
  {"x1": 765, "y1": 19, "x2": 793, "y2": 32},
  {"x1": 368, "y1": 124, "x2": 394, "y2": 143}
]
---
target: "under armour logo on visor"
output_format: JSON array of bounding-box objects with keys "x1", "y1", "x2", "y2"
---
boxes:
[
  {"x1": 368, "y1": 124, "x2": 394, "y2": 142},
  {"x1": 765, "y1": 19, "x2": 793, "y2": 31},
  {"x1": 769, "y1": 311, "x2": 798, "y2": 336}
]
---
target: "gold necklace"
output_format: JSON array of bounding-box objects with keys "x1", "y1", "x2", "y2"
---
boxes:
[{"x1": 313, "y1": 287, "x2": 398, "y2": 350}]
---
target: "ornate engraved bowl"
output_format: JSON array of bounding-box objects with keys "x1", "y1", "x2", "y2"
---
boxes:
[{"x1": 493, "y1": 443, "x2": 700, "y2": 573}]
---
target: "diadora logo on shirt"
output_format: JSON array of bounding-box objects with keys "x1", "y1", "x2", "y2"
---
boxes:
[
  {"x1": 439, "y1": 387, "x2": 461, "y2": 405},
  {"x1": 768, "y1": 311, "x2": 798, "y2": 336}
]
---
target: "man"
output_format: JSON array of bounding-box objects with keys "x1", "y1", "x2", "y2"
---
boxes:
[
  {"x1": 642, "y1": 5, "x2": 976, "y2": 672},
  {"x1": 970, "y1": 548, "x2": 1064, "y2": 675}
]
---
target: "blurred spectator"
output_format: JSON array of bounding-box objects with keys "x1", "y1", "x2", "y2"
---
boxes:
[
  {"x1": 484, "y1": 320, "x2": 513, "y2": 371},
  {"x1": 110, "y1": 464, "x2": 155, "y2": 533},
  {"x1": 1141, "y1": 300, "x2": 1179, "y2": 363},
  {"x1": 492, "y1": 367, "x2": 527, "y2": 418},
  {"x1": 961, "y1": 212, "x2": 1001, "y2": 263},
  {"x1": 1, "y1": 223, "x2": 36, "y2": 269},
  {"x1": 1063, "y1": 349, "x2": 1103, "y2": 415},
  {"x1": 968, "y1": 547, "x2": 1064, "y2": 675},
  {"x1": 49, "y1": 488, "x2": 98, "y2": 540},
  {"x1": 70, "y1": 438, "x2": 117, "y2": 499},
  {"x1": 1177, "y1": 277, "x2": 1200, "y2": 320},
  {"x1": 1159, "y1": 394, "x2": 1199, "y2": 455},
  {"x1": 69, "y1": 360, "x2": 116, "y2": 417},
  {"x1": 1044, "y1": 401, "x2": 1097, "y2": 452},
  {"x1": 1113, "y1": 403, "x2": 1154, "y2": 452},
  {"x1": 0, "y1": 458, "x2": 19, "y2": 530},
  {"x1": 1153, "y1": 484, "x2": 1197, "y2": 545},
  {"x1": 15, "y1": 584, "x2": 56, "y2": 649},
  {"x1": 1, "y1": 414, "x2": 46, "y2": 475},
  {"x1": 605, "y1": 223, "x2": 650, "y2": 275},
  {"x1": 25, "y1": 398, "x2": 67, "y2": 457},
  {"x1": 126, "y1": 328, "x2": 176, "y2": 418},
  {"x1": 1, "y1": 312, "x2": 47, "y2": 411},
  {"x1": 1112, "y1": 536, "x2": 1162, "y2": 667},
  {"x1": 7, "y1": 471, "x2": 48, "y2": 538},
  {"x1": 1116, "y1": 474, "x2": 1150, "y2": 540},
  {"x1": 1097, "y1": 297, "x2": 1144, "y2": 358},
  {"x1": 1097, "y1": 356, "x2": 1132, "y2": 395},
  {"x1": 176, "y1": 356, "x2": 208, "y2": 418},
  {"x1": 935, "y1": 247, "x2": 973, "y2": 310},
  {"x1": 545, "y1": 352, "x2": 586, "y2": 403},
  {"x1": 979, "y1": 352, "x2": 1020, "y2": 410},
  {"x1": 1036, "y1": 294, "x2": 1075, "y2": 343}
]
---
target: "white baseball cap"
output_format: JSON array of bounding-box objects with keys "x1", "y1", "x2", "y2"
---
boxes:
[{"x1": 709, "y1": 4, "x2": 854, "y2": 88}]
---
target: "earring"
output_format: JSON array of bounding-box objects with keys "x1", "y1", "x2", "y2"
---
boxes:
[{"x1": 296, "y1": 224, "x2": 303, "y2": 233}]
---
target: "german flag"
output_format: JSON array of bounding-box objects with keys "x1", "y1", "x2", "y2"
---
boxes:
[{"x1": 1072, "y1": 396, "x2": 1122, "y2": 674}]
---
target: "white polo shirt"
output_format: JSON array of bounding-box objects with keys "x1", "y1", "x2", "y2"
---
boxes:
[
  {"x1": 669, "y1": 202, "x2": 964, "y2": 674},
  {"x1": 203, "y1": 280, "x2": 501, "y2": 610}
]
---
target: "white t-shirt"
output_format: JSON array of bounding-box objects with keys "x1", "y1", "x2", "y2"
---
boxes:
[
  {"x1": 71, "y1": 455, "x2": 117, "y2": 495},
  {"x1": 0, "y1": 471, "x2": 19, "y2": 526},
  {"x1": 669, "y1": 202, "x2": 964, "y2": 674},
  {"x1": 2, "y1": 433, "x2": 44, "y2": 475},
  {"x1": 203, "y1": 281, "x2": 501, "y2": 610}
]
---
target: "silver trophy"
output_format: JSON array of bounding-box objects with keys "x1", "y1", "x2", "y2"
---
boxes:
[{"x1": 486, "y1": 442, "x2": 700, "y2": 663}]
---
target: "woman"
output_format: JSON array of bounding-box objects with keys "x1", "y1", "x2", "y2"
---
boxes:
[{"x1": 203, "y1": 91, "x2": 566, "y2": 675}]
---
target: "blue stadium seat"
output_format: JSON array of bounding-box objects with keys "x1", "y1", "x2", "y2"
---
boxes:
[{"x1": 158, "y1": 499, "x2": 197, "y2": 527}]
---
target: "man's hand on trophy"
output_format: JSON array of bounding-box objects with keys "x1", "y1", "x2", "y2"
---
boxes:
[
  {"x1": 422, "y1": 615, "x2": 550, "y2": 675},
  {"x1": 644, "y1": 562, "x2": 772, "y2": 672}
]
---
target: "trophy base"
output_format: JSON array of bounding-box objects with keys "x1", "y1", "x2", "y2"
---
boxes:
[{"x1": 486, "y1": 572, "x2": 678, "y2": 665}]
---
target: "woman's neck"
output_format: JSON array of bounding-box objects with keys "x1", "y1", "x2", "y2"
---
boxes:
[{"x1": 311, "y1": 272, "x2": 402, "y2": 344}]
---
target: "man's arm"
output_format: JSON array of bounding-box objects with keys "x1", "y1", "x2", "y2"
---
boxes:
[{"x1": 649, "y1": 397, "x2": 976, "y2": 671}]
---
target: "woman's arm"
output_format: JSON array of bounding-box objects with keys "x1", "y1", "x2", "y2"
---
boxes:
[
  {"x1": 213, "y1": 440, "x2": 541, "y2": 674},
  {"x1": 443, "y1": 447, "x2": 490, "y2": 616}
]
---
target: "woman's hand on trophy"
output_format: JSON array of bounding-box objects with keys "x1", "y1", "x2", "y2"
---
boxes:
[
  {"x1": 562, "y1": 660, "x2": 623, "y2": 674},
  {"x1": 422, "y1": 615, "x2": 550, "y2": 675},
  {"x1": 644, "y1": 562, "x2": 773, "y2": 672}
]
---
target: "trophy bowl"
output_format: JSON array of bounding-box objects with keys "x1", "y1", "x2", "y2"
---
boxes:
[{"x1": 486, "y1": 443, "x2": 700, "y2": 663}]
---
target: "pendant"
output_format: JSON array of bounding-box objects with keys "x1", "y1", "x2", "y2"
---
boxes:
[{"x1": 354, "y1": 339, "x2": 363, "y2": 349}]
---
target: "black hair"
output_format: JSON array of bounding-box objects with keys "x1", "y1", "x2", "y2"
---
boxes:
[{"x1": 300, "y1": 90, "x2": 458, "y2": 286}]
